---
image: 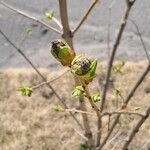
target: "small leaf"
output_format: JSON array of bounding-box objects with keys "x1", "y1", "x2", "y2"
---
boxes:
[
  {"x1": 18, "y1": 86, "x2": 33, "y2": 97},
  {"x1": 133, "y1": 107, "x2": 140, "y2": 111},
  {"x1": 113, "y1": 61, "x2": 125, "y2": 74},
  {"x1": 72, "y1": 85, "x2": 85, "y2": 97},
  {"x1": 115, "y1": 88, "x2": 122, "y2": 97},
  {"x1": 52, "y1": 105, "x2": 64, "y2": 112},
  {"x1": 80, "y1": 143, "x2": 89, "y2": 150},
  {"x1": 25, "y1": 27, "x2": 32, "y2": 35},
  {"x1": 91, "y1": 93, "x2": 101, "y2": 103},
  {"x1": 45, "y1": 10, "x2": 55, "y2": 21}
]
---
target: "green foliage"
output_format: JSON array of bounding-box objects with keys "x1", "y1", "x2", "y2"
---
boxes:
[
  {"x1": 72, "y1": 85, "x2": 85, "y2": 97},
  {"x1": 45, "y1": 10, "x2": 55, "y2": 21},
  {"x1": 91, "y1": 93, "x2": 101, "y2": 103},
  {"x1": 18, "y1": 86, "x2": 33, "y2": 97},
  {"x1": 113, "y1": 61, "x2": 125, "y2": 74},
  {"x1": 52, "y1": 105, "x2": 64, "y2": 112},
  {"x1": 24, "y1": 27, "x2": 32, "y2": 36},
  {"x1": 115, "y1": 88, "x2": 122, "y2": 97},
  {"x1": 80, "y1": 143, "x2": 89, "y2": 150},
  {"x1": 133, "y1": 107, "x2": 140, "y2": 111},
  {"x1": 71, "y1": 55, "x2": 97, "y2": 83}
]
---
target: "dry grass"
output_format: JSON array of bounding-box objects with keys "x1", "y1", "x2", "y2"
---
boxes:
[{"x1": 0, "y1": 61, "x2": 149, "y2": 150}]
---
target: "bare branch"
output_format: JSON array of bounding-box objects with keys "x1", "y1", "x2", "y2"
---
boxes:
[
  {"x1": 31, "y1": 70, "x2": 70, "y2": 90},
  {"x1": 0, "y1": 29, "x2": 83, "y2": 130},
  {"x1": 58, "y1": 0, "x2": 74, "y2": 49},
  {"x1": 101, "y1": 111, "x2": 144, "y2": 118},
  {"x1": 73, "y1": 0, "x2": 100, "y2": 34},
  {"x1": 0, "y1": 1, "x2": 61, "y2": 34},
  {"x1": 97, "y1": 0, "x2": 137, "y2": 146},
  {"x1": 100, "y1": 63, "x2": 150, "y2": 149},
  {"x1": 129, "y1": 19, "x2": 150, "y2": 63},
  {"x1": 122, "y1": 106, "x2": 150, "y2": 150}
]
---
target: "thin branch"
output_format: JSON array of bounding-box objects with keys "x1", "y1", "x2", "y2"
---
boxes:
[
  {"x1": 0, "y1": 29, "x2": 83, "y2": 130},
  {"x1": 0, "y1": 1, "x2": 61, "y2": 34},
  {"x1": 97, "y1": 0, "x2": 136, "y2": 146},
  {"x1": 122, "y1": 106, "x2": 150, "y2": 150},
  {"x1": 100, "y1": 63, "x2": 150, "y2": 149},
  {"x1": 78, "y1": 77, "x2": 101, "y2": 116},
  {"x1": 31, "y1": 70, "x2": 69, "y2": 90},
  {"x1": 107, "y1": 0, "x2": 117, "y2": 58},
  {"x1": 58, "y1": 0, "x2": 74, "y2": 49},
  {"x1": 129, "y1": 19, "x2": 150, "y2": 63},
  {"x1": 101, "y1": 111, "x2": 144, "y2": 118},
  {"x1": 73, "y1": 0, "x2": 100, "y2": 34},
  {"x1": 73, "y1": 127, "x2": 88, "y2": 141}
]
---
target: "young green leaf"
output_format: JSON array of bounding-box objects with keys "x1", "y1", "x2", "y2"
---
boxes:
[
  {"x1": 25, "y1": 27, "x2": 32, "y2": 36},
  {"x1": 80, "y1": 143, "x2": 89, "y2": 150},
  {"x1": 113, "y1": 61, "x2": 125, "y2": 74},
  {"x1": 52, "y1": 105, "x2": 64, "y2": 112},
  {"x1": 115, "y1": 88, "x2": 122, "y2": 97},
  {"x1": 72, "y1": 85, "x2": 85, "y2": 97},
  {"x1": 45, "y1": 10, "x2": 55, "y2": 21},
  {"x1": 91, "y1": 93, "x2": 101, "y2": 103},
  {"x1": 18, "y1": 86, "x2": 33, "y2": 97}
]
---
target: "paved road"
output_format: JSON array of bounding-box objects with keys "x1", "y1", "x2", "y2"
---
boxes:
[{"x1": 0, "y1": 0, "x2": 150, "y2": 69}]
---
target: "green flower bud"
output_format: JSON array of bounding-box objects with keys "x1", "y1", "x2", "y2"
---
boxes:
[
  {"x1": 71, "y1": 55, "x2": 97, "y2": 84},
  {"x1": 51, "y1": 39, "x2": 75, "y2": 66}
]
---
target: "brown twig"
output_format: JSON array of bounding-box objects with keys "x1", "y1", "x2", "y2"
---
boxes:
[
  {"x1": 0, "y1": 1, "x2": 61, "y2": 34},
  {"x1": 31, "y1": 70, "x2": 69, "y2": 90},
  {"x1": 58, "y1": 0, "x2": 73, "y2": 49},
  {"x1": 73, "y1": 0, "x2": 100, "y2": 34},
  {"x1": 129, "y1": 19, "x2": 150, "y2": 63},
  {"x1": 97, "y1": 0, "x2": 136, "y2": 147},
  {"x1": 0, "y1": 29, "x2": 83, "y2": 130},
  {"x1": 100, "y1": 63, "x2": 150, "y2": 149},
  {"x1": 122, "y1": 106, "x2": 150, "y2": 150}
]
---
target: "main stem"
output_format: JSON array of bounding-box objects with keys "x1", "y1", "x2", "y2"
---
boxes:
[{"x1": 58, "y1": 0, "x2": 94, "y2": 149}]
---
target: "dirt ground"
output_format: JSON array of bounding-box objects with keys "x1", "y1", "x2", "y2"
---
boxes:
[{"x1": 0, "y1": 61, "x2": 149, "y2": 150}]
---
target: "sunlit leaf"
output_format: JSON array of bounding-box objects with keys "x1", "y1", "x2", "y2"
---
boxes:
[
  {"x1": 18, "y1": 86, "x2": 33, "y2": 97},
  {"x1": 91, "y1": 93, "x2": 101, "y2": 103}
]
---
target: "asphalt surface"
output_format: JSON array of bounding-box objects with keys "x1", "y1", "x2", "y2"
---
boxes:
[{"x1": 0, "y1": 0, "x2": 150, "y2": 69}]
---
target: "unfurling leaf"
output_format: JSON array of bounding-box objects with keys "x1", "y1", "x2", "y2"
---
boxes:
[
  {"x1": 53, "y1": 105, "x2": 64, "y2": 112},
  {"x1": 18, "y1": 86, "x2": 33, "y2": 97},
  {"x1": 51, "y1": 39, "x2": 75, "y2": 66},
  {"x1": 72, "y1": 85, "x2": 85, "y2": 97},
  {"x1": 45, "y1": 10, "x2": 55, "y2": 21},
  {"x1": 71, "y1": 55, "x2": 97, "y2": 84},
  {"x1": 113, "y1": 61, "x2": 125, "y2": 74},
  {"x1": 25, "y1": 27, "x2": 32, "y2": 36},
  {"x1": 91, "y1": 93, "x2": 101, "y2": 103},
  {"x1": 80, "y1": 143, "x2": 89, "y2": 150},
  {"x1": 115, "y1": 88, "x2": 122, "y2": 97},
  {"x1": 133, "y1": 107, "x2": 140, "y2": 111}
]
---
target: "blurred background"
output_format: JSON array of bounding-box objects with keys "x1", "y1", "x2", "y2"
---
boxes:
[{"x1": 0, "y1": 0, "x2": 150, "y2": 69}]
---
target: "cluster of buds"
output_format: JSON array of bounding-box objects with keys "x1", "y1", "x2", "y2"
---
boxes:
[
  {"x1": 51, "y1": 39, "x2": 75, "y2": 66},
  {"x1": 50, "y1": 39, "x2": 97, "y2": 84},
  {"x1": 71, "y1": 55, "x2": 97, "y2": 84}
]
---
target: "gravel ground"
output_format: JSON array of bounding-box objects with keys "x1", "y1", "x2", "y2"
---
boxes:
[{"x1": 0, "y1": 0, "x2": 150, "y2": 69}]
